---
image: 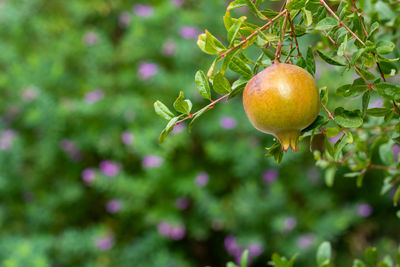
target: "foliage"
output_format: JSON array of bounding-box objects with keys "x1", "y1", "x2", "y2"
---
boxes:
[{"x1": 0, "y1": 0, "x2": 399, "y2": 266}]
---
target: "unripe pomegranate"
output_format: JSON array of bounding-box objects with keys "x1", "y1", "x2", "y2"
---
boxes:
[{"x1": 243, "y1": 63, "x2": 320, "y2": 152}]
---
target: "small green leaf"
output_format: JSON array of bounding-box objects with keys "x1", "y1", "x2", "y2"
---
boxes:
[
  {"x1": 376, "y1": 40, "x2": 395, "y2": 55},
  {"x1": 337, "y1": 34, "x2": 347, "y2": 56},
  {"x1": 213, "y1": 72, "x2": 231, "y2": 95},
  {"x1": 325, "y1": 168, "x2": 336, "y2": 187},
  {"x1": 379, "y1": 143, "x2": 395, "y2": 165},
  {"x1": 302, "y1": 8, "x2": 313, "y2": 27},
  {"x1": 173, "y1": 91, "x2": 190, "y2": 114},
  {"x1": 223, "y1": 10, "x2": 233, "y2": 31},
  {"x1": 286, "y1": 0, "x2": 307, "y2": 10},
  {"x1": 334, "y1": 135, "x2": 348, "y2": 162},
  {"x1": 352, "y1": 259, "x2": 367, "y2": 267},
  {"x1": 361, "y1": 91, "x2": 370, "y2": 118},
  {"x1": 369, "y1": 22, "x2": 379, "y2": 36},
  {"x1": 159, "y1": 117, "x2": 179, "y2": 143},
  {"x1": 366, "y1": 108, "x2": 391, "y2": 117},
  {"x1": 315, "y1": 17, "x2": 338, "y2": 30},
  {"x1": 243, "y1": 0, "x2": 266, "y2": 19},
  {"x1": 154, "y1": 100, "x2": 175, "y2": 120},
  {"x1": 375, "y1": 83, "x2": 400, "y2": 100},
  {"x1": 265, "y1": 141, "x2": 284, "y2": 163},
  {"x1": 317, "y1": 242, "x2": 332, "y2": 267},
  {"x1": 197, "y1": 31, "x2": 226, "y2": 55},
  {"x1": 320, "y1": 86, "x2": 328, "y2": 105},
  {"x1": 229, "y1": 57, "x2": 253, "y2": 77},
  {"x1": 302, "y1": 115, "x2": 327, "y2": 133},
  {"x1": 228, "y1": 77, "x2": 249, "y2": 100},
  {"x1": 334, "y1": 107, "x2": 363, "y2": 128},
  {"x1": 317, "y1": 50, "x2": 346, "y2": 66},
  {"x1": 240, "y1": 250, "x2": 249, "y2": 267},
  {"x1": 336, "y1": 84, "x2": 367, "y2": 98},
  {"x1": 195, "y1": 70, "x2": 211, "y2": 99},
  {"x1": 228, "y1": 0, "x2": 247, "y2": 10},
  {"x1": 306, "y1": 46, "x2": 316, "y2": 75},
  {"x1": 364, "y1": 247, "x2": 378, "y2": 266},
  {"x1": 350, "y1": 48, "x2": 365, "y2": 66},
  {"x1": 228, "y1": 17, "x2": 246, "y2": 46}
]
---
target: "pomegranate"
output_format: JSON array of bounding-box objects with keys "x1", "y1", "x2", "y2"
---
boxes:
[{"x1": 243, "y1": 63, "x2": 320, "y2": 151}]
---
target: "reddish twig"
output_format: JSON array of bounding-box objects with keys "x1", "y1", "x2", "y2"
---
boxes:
[
  {"x1": 321, "y1": 103, "x2": 347, "y2": 135},
  {"x1": 286, "y1": 11, "x2": 302, "y2": 57},
  {"x1": 275, "y1": 10, "x2": 289, "y2": 63}
]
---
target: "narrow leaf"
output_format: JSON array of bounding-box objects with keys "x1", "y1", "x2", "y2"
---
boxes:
[
  {"x1": 317, "y1": 50, "x2": 346, "y2": 66},
  {"x1": 195, "y1": 70, "x2": 211, "y2": 99},
  {"x1": 173, "y1": 91, "x2": 190, "y2": 114},
  {"x1": 154, "y1": 100, "x2": 175, "y2": 120},
  {"x1": 334, "y1": 107, "x2": 363, "y2": 128},
  {"x1": 213, "y1": 72, "x2": 231, "y2": 94},
  {"x1": 159, "y1": 117, "x2": 179, "y2": 143}
]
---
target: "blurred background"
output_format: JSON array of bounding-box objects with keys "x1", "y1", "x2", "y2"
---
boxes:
[{"x1": 0, "y1": 0, "x2": 399, "y2": 266}]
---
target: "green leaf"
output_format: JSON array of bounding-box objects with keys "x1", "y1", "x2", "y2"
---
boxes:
[
  {"x1": 376, "y1": 40, "x2": 395, "y2": 55},
  {"x1": 336, "y1": 84, "x2": 367, "y2": 98},
  {"x1": 317, "y1": 50, "x2": 346, "y2": 66},
  {"x1": 265, "y1": 141, "x2": 284, "y2": 163},
  {"x1": 325, "y1": 168, "x2": 336, "y2": 187},
  {"x1": 334, "y1": 135, "x2": 348, "y2": 162},
  {"x1": 195, "y1": 70, "x2": 211, "y2": 99},
  {"x1": 302, "y1": 8, "x2": 313, "y2": 27},
  {"x1": 320, "y1": 86, "x2": 328, "y2": 105},
  {"x1": 337, "y1": 34, "x2": 347, "y2": 56},
  {"x1": 240, "y1": 250, "x2": 249, "y2": 267},
  {"x1": 286, "y1": 0, "x2": 307, "y2": 10},
  {"x1": 306, "y1": 46, "x2": 316, "y2": 75},
  {"x1": 369, "y1": 22, "x2": 379, "y2": 36},
  {"x1": 159, "y1": 117, "x2": 179, "y2": 143},
  {"x1": 379, "y1": 143, "x2": 395, "y2": 165},
  {"x1": 213, "y1": 72, "x2": 231, "y2": 94},
  {"x1": 364, "y1": 247, "x2": 378, "y2": 266},
  {"x1": 350, "y1": 48, "x2": 365, "y2": 66},
  {"x1": 366, "y1": 108, "x2": 391, "y2": 117},
  {"x1": 229, "y1": 57, "x2": 253, "y2": 77},
  {"x1": 173, "y1": 91, "x2": 190, "y2": 114},
  {"x1": 302, "y1": 115, "x2": 327, "y2": 133},
  {"x1": 352, "y1": 259, "x2": 367, "y2": 267},
  {"x1": 197, "y1": 31, "x2": 225, "y2": 55},
  {"x1": 228, "y1": 0, "x2": 247, "y2": 10},
  {"x1": 223, "y1": 10, "x2": 233, "y2": 31},
  {"x1": 154, "y1": 100, "x2": 175, "y2": 120},
  {"x1": 243, "y1": 0, "x2": 266, "y2": 19},
  {"x1": 315, "y1": 17, "x2": 338, "y2": 30},
  {"x1": 222, "y1": 50, "x2": 237, "y2": 74},
  {"x1": 317, "y1": 242, "x2": 332, "y2": 267},
  {"x1": 227, "y1": 263, "x2": 239, "y2": 267},
  {"x1": 334, "y1": 107, "x2": 363, "y2": 128},
  {"x1": 228, "y1": 77, "x2": 249, "y2": 100},
  {"x1": 375, "y1": 83, "x2": 400, "y2": 100},
  {"x1": 361, "y1": 91, "x2": 370, "y2": 118},
  {"x1": 228, "y1": 18, "x2": 245, "y2": 46}
]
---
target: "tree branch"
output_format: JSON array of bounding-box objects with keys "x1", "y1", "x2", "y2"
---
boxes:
[{"x1": 275, "y1": 10, "x2": 288, "y2": 63}]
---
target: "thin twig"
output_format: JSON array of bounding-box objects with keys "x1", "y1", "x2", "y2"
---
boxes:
[
  {"x1": 176, "y1": 94, "x2": 229, "y2": 125},
  {"x1": 350, "y1": 0, "x2": 369, "y2": 37},
  {"x1": 321, "y1": 102, "x2": 347, "y2": 135},
  {"x1": 286, "y1": 11, "x2": 302, "y2": 57},
  {"x1": 275, "y1": 10, "x2": 288, "y2": 63}
]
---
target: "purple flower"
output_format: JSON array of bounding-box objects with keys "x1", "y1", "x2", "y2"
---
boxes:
[
  {"x1": 284, "y1": 216, "x2": 297, "y2": 231},
  {"x1": 170, "y1": 225, "x2": 186, "y2": 240},
  {"x1": 195, "y1": 171, "x2": 209, "y2": 187},
  {"x1": 106, "y1": 199, "x2": 122, "y2": 213},
  {"x1": 220, "y1": 116, "x2": 237, "y2": 129},
  {"x1": 84, "y1": 89, "x2": 104, "y2": 104},
  {"x1": 0, "y1": 129, "x2": 17, "y2": 151},
  {"x1": 369, "y1": 99, "x2": 384, "y2": 109},
  {"x1": 224, "y1": 235, "x2": 241, "y2": 256},
  {"x1": 171, "y1": 123, "x2": 186, "y2": 134},
  {"x1": 94, "y1": 236, "x2": 114, "y2": 251},
  {"x1": 142, "y1": 155, "x2": 163, "y2": 168},
  {"x1": 60, "y1": 139, "x2": 82, "y2": 162},
  {"x1": 133, "y1": 4, "x2": 154, "y2": 18},
  {"x1": 175, "y1": 197, "x2": 190, "y2": 210},
  {"x1": 138, "y1": 62, "x2": 158, "y2": 80},
  {"x1": 172, "y1": 0, "x2": 184, "y2": 7},
  {"x1": 157, "y1": 221, "x2": 171, "y2": 237},
  {"x1": 162, "y1": 39, "x2": 177, "y2": 56},
  {"x1": 21, "y1": 86, "x2": 39, "y2": 102},
  {"x1": 328, "y1": 133, "x2": 343, "y2": 144},
  {"x1": 357, "y1": 203, "x2": 373, "y2": 217},
  {"x1": 179, "y1": 26, "x2": 200, "y2": 39},
  {"x1": 297, "y1": 234, "x2": 314, "y2": 250},
  {"x1": 99, "y1": 160, "x2": 121, "y2": 177},
  {"x1": 82, "y1": 168, "x2": 96, "y2": 184},
  {"x1": 121, "y1": 131, "x2": 134, "y2": 145},
  {"x1": 83, "y1": 31, "x2": 99, "y2": 46},
  {"x1": 392, "y1": 144, "x2": 400, "y2": 162},
  {"x1": 248, "y1": 242, "x2": 264, "y2": 257},
  {"x1": 119, "y1": 11, "x2": 131, "y2": 27},
  {"x1": 262, "y1": 169, "x2": 278, "y2": 184}
]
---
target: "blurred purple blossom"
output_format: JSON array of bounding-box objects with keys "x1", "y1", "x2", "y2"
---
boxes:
[
  {"x1": 175, "y1": 197, "x2": 190, "y2": 210},
  {"x1": 0, "y1": 129, "x2": 17, "y2": 151},
  {"x1": 60, "y1": 139, "x2": 82, "y2": 162},
  {"x1": 179, "y1": 26, "x2": 200, "y2": 39},
  {"x1": 248, "y1": 242, "x2": 264, "y2": 257},
  {"x1": 172, "y1": 0, "x2": 184, "y2": 7},
  {"x1": 357, "y1": 203, "x2": 373, "y2": 217},
  {"x1": 119, "y1": 11, "x2": 131, "y2": 27},
  {"x1": 284, "y1": 216, "x2": 297, "y2": 231},
  {"x1": 106, "y1": 199, "x2": 122, "y2": 213},
  {"x1": 328, "y1": 133, "x2": 343, "y2": 144},
  {"x1": 84, "y1": 89, "x2": 104, "y2": 104},
  {"x1": 171, "y1": 122, "x2": 186, "y2": 134},
  {"x1": 142, "y1": 155, "x2": 163, "y2": 168},
  {"x1": 297, "y1": 234, "x2": 314, "y2": 250},
  {"x1": 94, "y1": 235, "x2": 114, "y2": 251},
  {"x1": 369, "y1": 99, "x2": 384, "y2": 109},
  {"x1": 133, "y1": 4, "x2": 154, "y2": 18},
  {"x1": 138, "y1": 62, "x2": 158, "y2": 80},
  {"x1": 121, "y1": 131, "x2": 134, "y2": 145},
  {"x1": 99, "y1": 160, "x2": 121, "y2": 177},
  {"x1": 83, "y1": 31, "x2": 99, "y2": 46},
  {"x1": 21, "y1": 86, "x2": 39, "y2": 102},
  {"x1": 219, "y1": 116, "x2": 237, "y2": 129},
  {"x1": 157, "y1": 221, "x2": 186, "y2": 240},
  {"x1": 262, "y1": 169, "x2": 278, "y2": 184},
  {"x1": 392, "y1": 144, "x2": 400, "y2": 162},
  {"x1": 195, "y1": 171, "x2": 209, "y2": 187},
  {"x1": 162, "y1": 39, "x2": 177, "y2": 56},
  {"x1": 82, "y1": 168, "x2": 96, "y2": 184},
  {"x1": 224, "y1": 235, "x2": 241, "y2": 256}
]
